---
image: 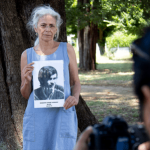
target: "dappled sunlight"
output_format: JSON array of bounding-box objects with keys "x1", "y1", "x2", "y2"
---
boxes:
[
  {"x1": 79, "y1": 60, "x2": 139, "y2": 124},
  {"x1": 81, "y1": 85, "x2": 135, "y2": 98},
  {"x1": 118, "y1": 72, "x2": 134, "y2": 75},
  {"x1": 96, "y1": 56, "x2": 133, "y2": 64},
  {"x1": 81, "y1": 84, "x2": 139, "y2": 124},
  {"x1": 79, "y1": 72, "x2": 133, "y2": 85},
  {"x1": 98, "y1": 99, "x2": 139, "y2": 107}
]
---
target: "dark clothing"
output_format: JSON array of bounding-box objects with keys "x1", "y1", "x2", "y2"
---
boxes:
[{"x1": 34, "y1": 84, "x2": 64, "y2": 100}]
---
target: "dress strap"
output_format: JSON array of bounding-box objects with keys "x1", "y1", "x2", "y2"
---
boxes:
[
  {"x1": 26, "y1": 47, "x2": 33, "y2": 64},
  {"x1": 26, "y1": 47, "x2": 33, "y2": 91},
  {"x1": 62, "y1": 42, "x2": 69, "y2": 65}
]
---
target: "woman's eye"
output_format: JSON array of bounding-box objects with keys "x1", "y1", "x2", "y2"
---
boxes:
[
  {"x1": 50, "y1": 25, "x2": 55, "y2": 28},
  {"x1": 41, "y1": 24, "x2": 46, "y2": 27}
]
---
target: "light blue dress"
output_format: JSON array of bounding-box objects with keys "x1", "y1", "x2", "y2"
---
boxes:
[{"x1": 23, "y1": 42, "x2": 78, "y2": 150}]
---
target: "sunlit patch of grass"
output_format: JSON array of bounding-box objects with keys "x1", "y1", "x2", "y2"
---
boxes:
[
  {"x1": 79, "y1": 60, "x2": 138, "y2": 125},
  {"x1": 86, "y1": 99, "x2": 139, "y2": 125},
  {"x1": 96, "y1": 62, "x2": 133, "y2": 73},
  {"x1": 79, "y1": 72, "x2": 133, "y2": 85},
  {"x1": 79, "y1": 62, "x2": 134, "y2": 86}
]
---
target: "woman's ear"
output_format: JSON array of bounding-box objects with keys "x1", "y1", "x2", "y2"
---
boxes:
[
  {"x1": 34, "y1": 25, "x2": 37, "y2": 33},
  {"x1": 141, "y1": 86, "x2": 150, "y2": 104}
]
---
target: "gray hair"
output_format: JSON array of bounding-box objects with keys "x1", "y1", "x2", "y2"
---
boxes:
[{"x1": 27, "y1": 5, "x2": 63, "y2": 46}]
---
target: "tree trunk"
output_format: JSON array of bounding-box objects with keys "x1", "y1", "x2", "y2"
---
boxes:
[
  {"x1": 76, "y1": 96, "x2": 99, "y2": 132},
  {"x1": 0, "y1": 0, "x2": 98, "y2": 149},
  {"x1": 78, "y1": 0, "x2": 92, "y2": 70},
  {"x1": 83, "y1": 25, "x2": 91, "y2": 70},
  {"x1": 98, "y1": 28, "x2": 105, "y2": 55},
  {"x1": 78, "y1": 0, "x2": 99, "y2": 70},
  {"x1": 89, "y1": 23, "x2": 98, "y2": 70},
  {"x1": 78, "y1": 29, "x2": 84, "y2": 69}
]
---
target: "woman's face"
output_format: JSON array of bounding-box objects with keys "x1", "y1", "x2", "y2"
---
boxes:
[{"x1": 35, "y1": 14, "x2": 57, "y2": 42}]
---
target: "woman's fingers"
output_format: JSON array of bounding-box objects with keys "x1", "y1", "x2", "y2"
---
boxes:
[
  {"x1": 24, "y1": 71, "x2": 32, "y2": 82},
  {"x1": 22, "y1": 64, "x2": 34, "y2": 75},
  {"x1": 64, "y1": 96, "x2": 77, "y2": 109},
  {"x1": 22, "y1": 62, "x2": 34, "y2": 77},
  {"x1": 23, "y1": 67, "x2": 34, "y2": 74},
  {"x1": 64, "y1": 97, "x2": 72, "y2": 109}
]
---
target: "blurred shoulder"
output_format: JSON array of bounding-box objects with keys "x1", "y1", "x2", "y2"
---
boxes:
[
  {"x1": 21, "y1": 49, "x2": 27, "y2": 60},
  {"x1": 66, "y1": 43, "x2": 75, "y2": 54},
  {"x1": 21, "y1": 47, "x2": 32, "y2": 59}
]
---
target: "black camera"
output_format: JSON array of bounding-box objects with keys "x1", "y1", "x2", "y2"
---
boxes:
[{"x1": 88, "y1": 115, "x2": 149, "y2": 150}]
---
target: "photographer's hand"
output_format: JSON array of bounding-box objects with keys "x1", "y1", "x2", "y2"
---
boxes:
[
  {"x1": 138, "y1": 141, "x2": 150, "y2": 150},
  {"x1": 74, "y1": 126, "x2": 93, "y2": 150}
]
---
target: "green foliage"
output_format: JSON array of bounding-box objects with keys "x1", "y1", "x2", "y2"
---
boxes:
[
  {"x1": 106, "y1": 31, "x2": 137, "y2": 49},
  {"x1": 65, "y1": 0, "x2": 150, "y2": 59},
  {"x1": 65, "y1": 0, "x2": 150, "y2": 35},
  {"x1": 65, "y1": 0, "x2": 78, "y2": 36}
]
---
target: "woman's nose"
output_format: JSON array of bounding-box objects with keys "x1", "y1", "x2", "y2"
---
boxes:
[{"x1": 45, "y1": 26, "x2": 51, "y2": 31}]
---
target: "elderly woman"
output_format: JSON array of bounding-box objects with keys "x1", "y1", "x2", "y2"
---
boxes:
[{"x1": 20, "y1": 5, "x2": 81, "y2": 150}]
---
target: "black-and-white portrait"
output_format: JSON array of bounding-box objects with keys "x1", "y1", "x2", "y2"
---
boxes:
[
  {"x1": 33, "y1": 60, "x2": 65, "y2": 108},
  {"x1": 34, "y1": 66, "x2": 64, "y2": 100}
]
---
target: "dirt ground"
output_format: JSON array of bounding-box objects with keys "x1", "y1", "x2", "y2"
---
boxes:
[
  {"x1": 81, "y1": 85, "x2": 135, "y2": 99},
  {"x1": 80, "y1": 84, "x2": 140, "y2": 124}
]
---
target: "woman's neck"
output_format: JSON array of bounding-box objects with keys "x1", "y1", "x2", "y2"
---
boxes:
[{"x1": 38, "y1": 40, "x2": 55, "y2": 53}]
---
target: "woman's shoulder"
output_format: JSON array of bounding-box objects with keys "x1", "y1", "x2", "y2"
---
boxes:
[
  {"x1": 20, "y1": 50, "x2": 27, "y2": 66},
  {"x1": 66, "y1": 43, "x2": 74, "y2": 54},
  {"x1": 21, "y1": 47, "x2": 32, "y2": 59},
  {"x1": 21, "y1": 50, "x2": 27, "y2": 58}
]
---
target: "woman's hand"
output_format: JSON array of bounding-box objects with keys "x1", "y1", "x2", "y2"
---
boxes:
[
  {"x1": 63, "y1": 96, "x2": 78, "y2": 110},
  {"x1": 20, "y1": 50, "x2": 34, "y2": 99},
  {"x1": 65, "y1": 43, "x2": 81, "y2": 110},
  {"x1": 22, "y1": 62, "x2": 34, "y2": 85}
]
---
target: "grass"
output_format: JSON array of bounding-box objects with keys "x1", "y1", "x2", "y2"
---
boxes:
[
  {"x1": 79, "y1": 62, "x2": 134, "y2": 86},
  {"x1": 79, "y1": 56, "x2": 140, "y2": 125},
  {"x1": 96, "y1": 62, "x2": 133, "y2": 73},
  {"x1": 85, "y1": 98, "x2": 139, "y2": 125}
]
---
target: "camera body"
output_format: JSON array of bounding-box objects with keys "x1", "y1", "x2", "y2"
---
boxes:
[{"x1": 88, "y1": 115, "x2": 149, "y2": 150}]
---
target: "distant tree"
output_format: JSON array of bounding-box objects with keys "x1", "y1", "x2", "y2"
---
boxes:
[{"x1": 65, "y1": 0, "x2": 150, "y2": 70}]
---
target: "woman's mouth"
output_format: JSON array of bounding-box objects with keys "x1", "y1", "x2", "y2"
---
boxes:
[{"x1": 44, "y1": 35, "x2": 51, "y2": 36}]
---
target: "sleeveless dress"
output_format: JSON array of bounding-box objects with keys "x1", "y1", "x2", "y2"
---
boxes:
[{"x1": 23, "y1": 42, "x2": 78, "y2": 150}]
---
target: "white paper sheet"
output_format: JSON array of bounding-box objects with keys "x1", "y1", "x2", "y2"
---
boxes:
[{"x1": 33, "y1": 60, "x2": 64, "y2": 108}]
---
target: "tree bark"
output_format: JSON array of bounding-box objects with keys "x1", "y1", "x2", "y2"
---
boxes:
[
  {"x1": 89, "y1": 23, "x2": 98, "y2": 70},
  {"x1": 98, "y1": 28, "x2": 105, "y2": 55},
  {"x1": 78, "y1": 0, "x2": 92, "y2": 70},
  {"x1": 76, "y1": 96, "x2": 99, "y2": 132},
  {"x1": 0, "y1": 0, "x2": 67, "y2": 149},
  {"x1": 83, "y1": 25, "x2": 91, "y2": 70},
  {"x1": 78, "y1": 29, "x2": 84, "y2": 69},
  {"x1": 0, "y1": 0, "x2": 98, "y2": 149}
]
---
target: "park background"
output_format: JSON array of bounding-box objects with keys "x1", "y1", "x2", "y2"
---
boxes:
[
  {"x1": 66, "y1": 0, "x2": 147, "y2": 125},
  {"x1": 0, "y1": 0, "x2": 150, "y2": 149}
]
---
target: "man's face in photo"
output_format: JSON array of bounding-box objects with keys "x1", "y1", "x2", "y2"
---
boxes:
[{"x1": 47, "y1": 73, "x2": 57, "y2": 88}]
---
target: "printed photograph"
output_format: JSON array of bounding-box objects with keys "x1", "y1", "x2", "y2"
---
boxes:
[
  {"x1": 34, "y1": 66, "x2": 64, "y2": 100},
  {"x1": 33, "y1": 60, "x2": 65, "y2": 108}
]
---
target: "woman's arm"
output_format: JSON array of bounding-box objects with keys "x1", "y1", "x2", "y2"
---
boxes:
[
  {"x1": 63, "y1": 43, "x2": 81, "y2": 110},
  {"x1": 20, "y1": 50, "x2": 34, "y2": 99}
]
